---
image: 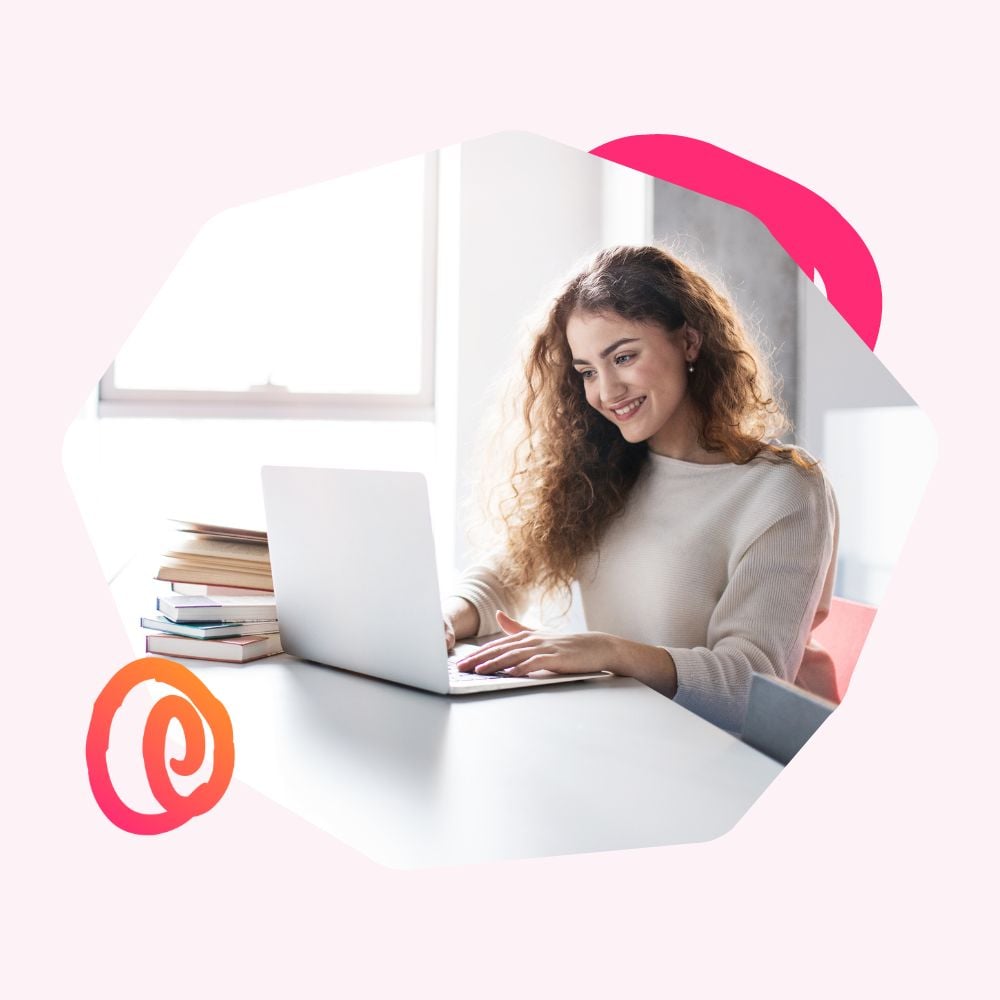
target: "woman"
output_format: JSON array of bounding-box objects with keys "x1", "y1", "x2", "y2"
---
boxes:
[{"x1": 442, "y1": 245, "x2": 838, "y2": 733}]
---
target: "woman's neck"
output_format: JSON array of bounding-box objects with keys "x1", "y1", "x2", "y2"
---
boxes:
[
  {"x1": 647, "y1": 411, "x2": 729, "y2": 464},
  {"x1": 648, "y1": 442, "x2": 731, "y2": 464}
]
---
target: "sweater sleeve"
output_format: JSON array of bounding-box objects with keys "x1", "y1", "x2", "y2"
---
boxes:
[
  {"x1": 668, "y1": 469, "x2": 838, "y2": 733},
  {"x1": 448, "y1": 551, "x2": 532, "y2": 638}
]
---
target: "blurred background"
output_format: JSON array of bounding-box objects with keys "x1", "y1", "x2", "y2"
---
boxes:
[{"x1": 63, "y1": 131, "x2": 934, "y2": 607}]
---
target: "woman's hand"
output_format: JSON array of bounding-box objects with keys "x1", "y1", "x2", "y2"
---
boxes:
[
  {"x1": 456, "y1": 610, "x2": 680, "y2": 696},
  {"x1": 455, "y1": 610, "x2": 616, "y2": 676}
]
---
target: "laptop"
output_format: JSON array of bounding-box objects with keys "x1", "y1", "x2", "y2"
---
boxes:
[{"x1": 261, "y1": 466, "x2": 608, "y2": 695}]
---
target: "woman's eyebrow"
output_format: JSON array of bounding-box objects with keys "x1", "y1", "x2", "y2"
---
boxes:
[{"x1": 571, "y1": 337, "x2": 641, "y2": 366}]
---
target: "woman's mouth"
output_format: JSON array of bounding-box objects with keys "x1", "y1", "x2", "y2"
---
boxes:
[{"x1": 610, "y1": 396, "x2": 646, "y2": 421}]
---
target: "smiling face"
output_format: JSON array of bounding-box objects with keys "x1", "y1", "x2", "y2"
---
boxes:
[{"x1": 566, "y1": 310, "x2": 704, "y2": 459}]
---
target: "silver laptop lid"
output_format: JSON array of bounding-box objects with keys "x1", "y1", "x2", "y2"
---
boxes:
[{"x1": 261, "y1": 466, "x2": 450, "y2": 694}]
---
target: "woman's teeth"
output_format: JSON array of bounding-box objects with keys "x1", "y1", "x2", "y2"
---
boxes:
[{"x1": 613, "y1": 397, "x2": 645, "y2": 418}]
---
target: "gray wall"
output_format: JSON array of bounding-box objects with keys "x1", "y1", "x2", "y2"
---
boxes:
[
  {"x1": 797, "y1": 270, "x2": 913, "y2": 458},
  {"x1": 653, "y1": 179, "x2": 800, "y2": 428}
]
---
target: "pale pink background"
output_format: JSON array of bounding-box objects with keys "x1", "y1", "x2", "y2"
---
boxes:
[{"x1": 2, "y1": 3, "x2": 996, "y2": 997}]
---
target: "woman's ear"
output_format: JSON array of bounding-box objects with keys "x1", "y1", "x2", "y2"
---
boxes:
[{"x1": 683, "y1": 323, "x2": 703, "y2": 361}]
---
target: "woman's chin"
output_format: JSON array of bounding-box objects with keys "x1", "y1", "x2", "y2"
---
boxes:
[
  {"x1": 618, "y1": 427, "x2": 649, "y2": 445},
  {"x1": 605, "y1": 411, "x2": 653, "y2": 444}
]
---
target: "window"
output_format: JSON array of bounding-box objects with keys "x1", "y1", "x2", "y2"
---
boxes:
[
  {"x1": 823, "y1": 405, "x2": 936, "y2": 605},
  {"x1": 100, "y1": 152, "x2": 437, "y2": 419}
]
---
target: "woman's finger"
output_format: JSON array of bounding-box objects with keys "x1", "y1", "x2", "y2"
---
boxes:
[
  {"x1": 496, "y1": 610, "x2": 533, "y2": 634},
  {"x1": 456, "y1": 634, "x2": 540, "y2": 671},
  {"x1": 467, "y1": 642, "x2": 539, "y2": 673},
  {"x1": 471, "y1": 644, "x2": 546, "y2": 674}
]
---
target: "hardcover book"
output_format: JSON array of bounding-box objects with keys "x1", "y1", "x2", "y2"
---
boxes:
[
  {"x1": 145, "y1": 632, "x2": 283, "y2": 663},
  {"x1": 140, "y1": 615, "x2": 279, "y2": 640},
  {"x1": 156, "y1": 593, "x2": 279, "y2": 623}
]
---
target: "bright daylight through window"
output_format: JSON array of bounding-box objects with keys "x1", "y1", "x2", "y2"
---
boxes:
[{"x1": 103, "y1": 152, "x2": 433, "y2": 413}]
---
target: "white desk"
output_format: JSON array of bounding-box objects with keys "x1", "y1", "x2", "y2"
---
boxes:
[
  {"x1": 156, "y1": 651, "x2": 782, "y2": 867},
  {"x1": 115, "y1": 569, "x2": 782, "y2": 868}
]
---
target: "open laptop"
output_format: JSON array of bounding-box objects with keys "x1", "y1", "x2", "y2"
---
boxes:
[{"x1": 261, "y1": 466, "x2": 608, "y2": 695}]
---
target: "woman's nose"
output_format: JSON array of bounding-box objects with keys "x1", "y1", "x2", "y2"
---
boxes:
[{"x1": 600, "y1": 369, "x2": 627, "y2": 404}]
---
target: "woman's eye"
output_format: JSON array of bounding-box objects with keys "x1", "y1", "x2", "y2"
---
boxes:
[
  {"x1": 614, "y1": 353, "x2": 635, "y2": 365},
  {"x1": 579, "y1": 369, "x2": 596, "y2": 380}
]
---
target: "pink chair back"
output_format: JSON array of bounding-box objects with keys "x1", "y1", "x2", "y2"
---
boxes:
[{"x1": 810, "y1": 597, "x2": 877, "y2": 702}]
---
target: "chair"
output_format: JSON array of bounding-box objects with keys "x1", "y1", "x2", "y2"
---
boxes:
[
  {"x1": 741, "y1": 674, "x2": 836, "y2": 765},
  {"x1": 808, "y1": 596, "x2": 877, "y2": 703},
  {"x1": 740, "y1": 597, "x2": 877, "y2": 763}
]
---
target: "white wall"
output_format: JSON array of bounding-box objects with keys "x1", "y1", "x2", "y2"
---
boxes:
[
  {"x1": 823, "y1": 406, "x2": 936, "y2": 603},
  {"x1": 435, "y1": 132, "x2": 606, "y2": 580},
  {"x1": 63, "y1": 403, "x2": 434, "y2": 583}
]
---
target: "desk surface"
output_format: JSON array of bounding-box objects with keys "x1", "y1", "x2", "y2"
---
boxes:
[
  {"x1": 152, "y1": 651, "x2": 781, "y2": 867},
  {"x1": 115, "y1": 571, "x2": 782, "y2": 868}
]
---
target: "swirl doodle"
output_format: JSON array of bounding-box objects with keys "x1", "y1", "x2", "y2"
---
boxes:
[{"x1": 86, "y1": 657, "x2": 235, "y2": 835}]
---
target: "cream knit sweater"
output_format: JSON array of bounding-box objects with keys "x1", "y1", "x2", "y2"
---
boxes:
[{"x1": 451, "y1": 449, "x2": 839, "y2": 732}]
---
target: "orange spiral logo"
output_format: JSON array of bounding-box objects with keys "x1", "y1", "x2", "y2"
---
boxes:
[{"x1": 86, "y1": 657, "x2": 235, "y2": 835}]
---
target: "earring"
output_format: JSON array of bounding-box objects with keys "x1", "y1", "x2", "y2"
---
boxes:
[{"x1": 687, "y1": 361, "x2": 695, "y2": 374}]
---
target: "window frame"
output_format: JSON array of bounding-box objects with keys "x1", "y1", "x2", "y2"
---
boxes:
[{"x1": 98, "y1": 152, "x2": 439, "y2": 421}]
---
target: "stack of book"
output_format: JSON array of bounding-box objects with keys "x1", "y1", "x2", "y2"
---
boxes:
[
  {"x1": 142, "y1": 593, "x2": 282, "y2": 663},
  {"x1": 142, "y1": 520, "x2": 282, "y2": 663}
]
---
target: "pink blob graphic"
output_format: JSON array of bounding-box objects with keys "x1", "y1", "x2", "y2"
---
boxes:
[{"x1": 591, "y1": 135, "x2": 881, "y2": 350}]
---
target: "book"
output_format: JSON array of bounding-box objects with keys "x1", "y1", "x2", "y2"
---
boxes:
[
  {"x1": 168, "y1": 519, "x2": 268, "y2": 543},
  {"x1": 145, "y1": 632, "x2": 283, "y2": 663},
  {"x1": 155, "y1": 519, "x2": 273, "y2": 590},
  {"x1": 158, "y1": 554, "x2": 272, "y2": 575},
  {"x1": 140, "y1": 615, "x2": 280, "y2": 640},
  {"x1": 155, "y1": 561, "x2": 275, "y2": 592},
  {"x1": 157, "y1": 593, "x2": 279, "y2": 623},
  {"x1": 162, "y1": 532, "x2": 271, "y2": 566},
  {"x1": 172, "y1": 582, "x2": 273, "y2": 597}
]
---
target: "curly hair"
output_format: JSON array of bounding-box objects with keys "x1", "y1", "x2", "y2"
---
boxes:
[{"x1": 483, "y1": 244, "x2": 811, "y2": 603}]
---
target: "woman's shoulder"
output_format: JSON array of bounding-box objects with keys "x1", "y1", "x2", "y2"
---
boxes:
[
  {"x1": 642, "y1": 443, "x2": 834, "y2": 512},
  {"x1": 745, "y1": 444, "x2": 836, "y2": 514},
  {"x1": 750, "y1": 443, "x2": 824, "y2": 476}
]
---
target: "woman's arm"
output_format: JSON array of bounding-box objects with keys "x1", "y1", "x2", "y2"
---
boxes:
[
  {"x1": 609, "y1": 634, "x2": 679, "y2": 698},
  {"x1": 666, "y1": 470, "x2": 838, "y2": 730},
  {"x1": 442, "y1": 596, "x2": 479, "y2": 652},
  {"x1": 443, "y1": 553, "x2": 531, "y2": 649}
]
